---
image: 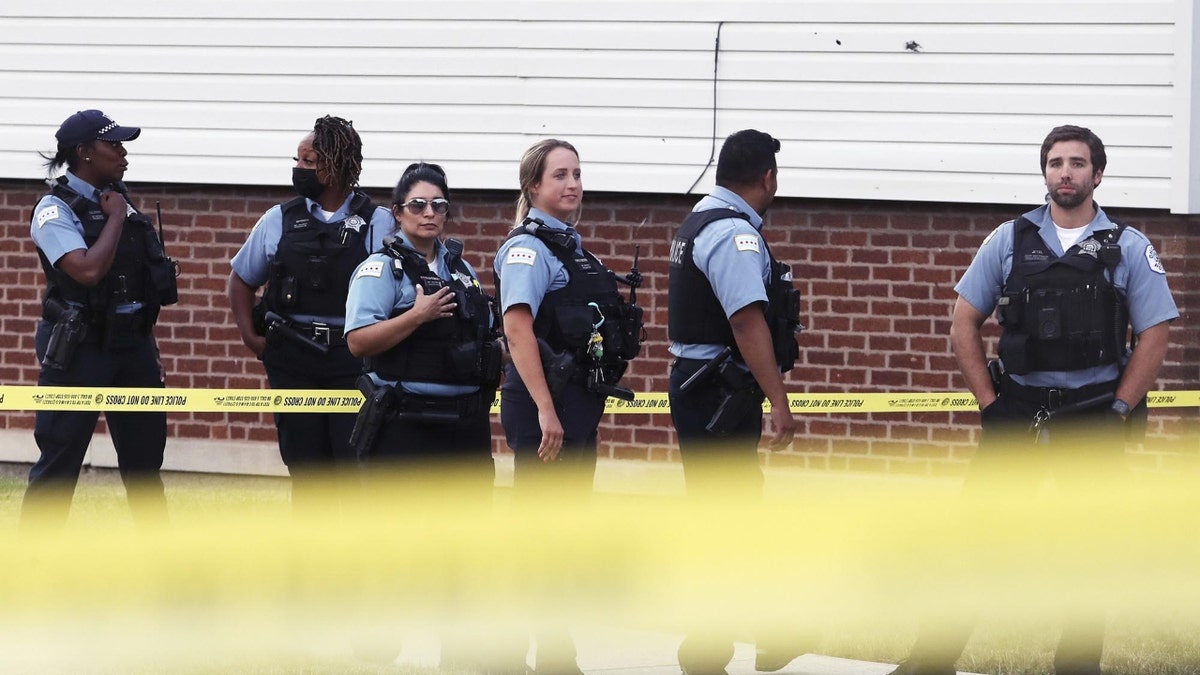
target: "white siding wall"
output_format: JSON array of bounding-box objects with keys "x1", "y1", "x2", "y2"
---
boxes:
[{"x1": 0, "y1": 0, "x2": 1194, "y2": 211}]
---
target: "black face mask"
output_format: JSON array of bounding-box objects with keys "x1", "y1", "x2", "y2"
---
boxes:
[{"x1": 291, "y1": 167, "x2": 325, "y2": 201}]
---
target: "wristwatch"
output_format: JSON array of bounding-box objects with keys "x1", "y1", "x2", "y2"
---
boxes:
[{"x1": 1110, "y1": 399, "x2": 1132, "y2": 419}]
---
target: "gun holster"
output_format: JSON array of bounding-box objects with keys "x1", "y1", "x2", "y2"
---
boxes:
[
  {"x1": 41, "y1": 296, "x2": 88, "y2": 371},
  {"x1": 706, "y1": 361, "x2": 765, "y2": 437},
  {"x1": 350, "y1": 375, "x2": 396, "y2": 460},
  {"x1": 537, "y1": 338, "x2": 577, "y2": 403}
]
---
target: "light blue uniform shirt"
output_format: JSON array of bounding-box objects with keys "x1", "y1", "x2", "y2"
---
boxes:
[
  {"x1": 346, "y1": 233, "x2": 486, "y2": 397},
  {"x1": 229, "y1": 193, "x2": 392, "y2": 323},
  {"x1": 668, "y1": 186, "x2": 772, "y2": 361},
  {"x1": 955, "y1": 202, "x2": 1178, "y2": 388},
  {"x1": 494, "y1": 207, "x2": 583, "y2": 317},
  {"x1": 32, "y1": 171, "x2": 144, "y2": 313}
]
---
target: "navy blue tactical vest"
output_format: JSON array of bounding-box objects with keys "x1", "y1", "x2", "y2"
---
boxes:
[
  {"x1": 265, "y1": 192, "x2": 375, "y2": 318},
  {"x1": 668, "y1": 208, "x2": 802, "y2": 370},
  {"x1": 368, "y1": 239, "x2": 499, "y2": 386},
  {"x1": 996, "y1": 216, "x2": 1128, "y2": 375}
]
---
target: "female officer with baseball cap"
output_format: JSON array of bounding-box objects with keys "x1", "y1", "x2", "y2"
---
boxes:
[{"x1": 24, "y1": 109, "x2": 177, "y2": 527}]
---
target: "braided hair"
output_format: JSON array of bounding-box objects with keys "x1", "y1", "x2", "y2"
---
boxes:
[{"x1": 311, "y1": 115, "x2": 363, "y2": 194}]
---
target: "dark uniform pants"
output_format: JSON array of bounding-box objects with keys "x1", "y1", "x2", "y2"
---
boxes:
[
  {"x1": 261, "y1": 339, "x2": 362, "y2": 504},
  {"x1": 24, "y1": 321, "x2": 166, "y2": 526},
  {"x1": 669, "y1": 357, "x2": 770, "y2": 672},
  {"x1": 668, "y1": 357, "x2": 764, "y2": 500},
  {"x1": 498, "y1": 369, "x2": 607, "y2": 672},
  {"x1": 906, "y1": 388, "x2": 1128, "y2": 675}
]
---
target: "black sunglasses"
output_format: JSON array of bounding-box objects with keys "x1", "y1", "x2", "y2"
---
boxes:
[{"x1": 398, "y1": 198, "x2": 450, "y2": 215}]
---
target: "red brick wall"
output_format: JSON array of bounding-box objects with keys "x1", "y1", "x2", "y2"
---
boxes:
[{"x1": 2, "y1": 179, "x2": 1196, "y2": 474}]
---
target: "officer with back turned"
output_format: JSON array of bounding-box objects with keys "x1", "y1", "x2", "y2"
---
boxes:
[
  {"x1": 25, "y1": 109, "x2": 179, "y2": 527},
  {"x1": 667, "y1": 129, "x2": 807, "y2": 674}
]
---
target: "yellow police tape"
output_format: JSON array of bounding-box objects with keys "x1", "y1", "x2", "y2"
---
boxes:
[{"x1": 0, "y1": 385, "x2": 1196, "y2": 413}]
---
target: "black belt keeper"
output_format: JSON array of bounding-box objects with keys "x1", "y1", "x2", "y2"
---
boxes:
[{"x1": 1000, "y1": 375, "x2": 1119, "y2": 411}]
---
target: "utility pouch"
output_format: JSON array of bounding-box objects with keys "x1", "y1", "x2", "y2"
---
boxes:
[
  {"x1": 478, "y1": 339, "x2": 503, "y2": 390},
  {"x1": 553, "y1": 304, "x2": 597, "y2": 349},
  {"x1": 350, "y1": 375, "x2": 395, "y2": 460},
  {"x1": 147, "y1": 258, "x2": 178, "y2": 307},
  {"x1": 606, "y1": 302, "x2": 644, "y2": 361},
  {"x1": 997, "y1": 332, "x2": 1031, "y2": 375},
  {"x1": 102, "y1": 308, "x2": 147, "y2": 351},
  {"x1": 449, "y1": 341, "x2": 481, "y2": 379}
]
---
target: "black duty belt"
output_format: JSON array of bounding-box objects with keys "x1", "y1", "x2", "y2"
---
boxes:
[
  {"x1": 1000, "y1": 376, "x2": 1119, "y2": 411},
  {"x1": 396, "y1": 390, "x2": 491, "y2": 419},
  {"x1": 292, "y1": 321, "x2": 347, "y2": 347}
]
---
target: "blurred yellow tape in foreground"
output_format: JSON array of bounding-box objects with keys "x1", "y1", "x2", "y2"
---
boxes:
[{"x1": 1, "y1": 386, "x2": 1196, "y2": 414}]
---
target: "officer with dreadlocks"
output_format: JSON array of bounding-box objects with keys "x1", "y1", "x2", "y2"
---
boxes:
[
  {"x1": 889, "y1": 126, "x2": 1178, "y2": 675},
  {"x1": 228, "y1": 115, "x2": 392, "y2": 504}
]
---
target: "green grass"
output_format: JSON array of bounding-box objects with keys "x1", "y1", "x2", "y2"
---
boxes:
[{"x1": 1, "y1": 466, "x2": 1198, "y2": 674}]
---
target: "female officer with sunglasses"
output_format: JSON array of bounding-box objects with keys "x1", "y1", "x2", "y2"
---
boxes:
[
  {"x1": 344, "y1": 162, "x2": 508, "y2": 671},
  {"x1": 344, "y1": 162, "x2": 501, "y2": 482},
  {"x1": 228, "y1": 115, "x2": 392, "y2": 505}
]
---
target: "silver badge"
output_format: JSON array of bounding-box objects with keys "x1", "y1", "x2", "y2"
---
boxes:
[
  {"x1": 1078, "y1": 239, "x2": 1101, "y2": 258},
  {"x1": 343, "y1": 215, "x2": 365, "y2": 233}
]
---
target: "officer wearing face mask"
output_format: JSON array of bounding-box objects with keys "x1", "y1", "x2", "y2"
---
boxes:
[{"x1": 227, "y1": 115, "x2": 392, "y2": 505}]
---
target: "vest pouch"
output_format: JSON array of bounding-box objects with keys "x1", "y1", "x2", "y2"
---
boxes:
[
  {"x1": 553, "y1": 304, "x2": 596, "y2": 349},
  {"x1": 449, "y1": 341, "x2": 481, "y2": 379},
  {"x1": 997, "y1": 331, "x2": 1031, "y2": 375},
  {"x1": 147, "y1": 258, "x2": 178, "y2": 306},
  {"x1": 605, "y1": 302, "x2": 643, "y2": 361},
  {"x1": 479, "y1": 339, "x2": 503, "y2": 389}
]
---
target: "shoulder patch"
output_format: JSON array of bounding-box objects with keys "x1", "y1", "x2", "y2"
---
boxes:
[
  {"x1": 1145, "y1": 244, "x2": 1166, "y2": 274},
  {"x1": 981, "y1": 223, "x2": 1006, "y2": 247},
  {"x1": 35, "y1": 204, "x2": 60, "y2": 228},
  {"x1": 734, "y1": 234, "x2": 761, "y2": 253},
  {"x1": 356, "y1": 261, "x2": 384, "y2": 279},
  {"x1": 506, "y1": 246, "x2": 537, "y2": 266}
]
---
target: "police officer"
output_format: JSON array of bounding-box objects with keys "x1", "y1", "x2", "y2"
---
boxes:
[
  {"x1": 344, "y1": 162, "x2": 509, "y2": 670},
  {"x1": 344, "y1": 162, "x2": 500, "y2": 483},
  {"x1": 666, "y1": 129, "x2": 806, "y2": 674},
  {"x1": 889, "y1": 126, "x2": 1178, "y2": 675},
  {"x1": 494, "y1": 139, "x2": 643, "y2": 675},
  {"x1": 227, "y1": 115, "x2": 391, "y2": 504},
  {"x1": 24, "y1": 109, "x2": 178, "y2": 526}
]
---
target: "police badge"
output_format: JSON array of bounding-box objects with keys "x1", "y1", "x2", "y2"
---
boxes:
[{"x1": 343, "y1": 214, "x2": 366, "y2": 233}]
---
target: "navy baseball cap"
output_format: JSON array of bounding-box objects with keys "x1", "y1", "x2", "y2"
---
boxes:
[{"x1": 55, "y1": 109, "x2": 141, "y2": 147}]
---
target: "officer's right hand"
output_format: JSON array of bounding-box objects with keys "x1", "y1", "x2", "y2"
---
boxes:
[
  {"x1": 765, "y1": 405, "x2": 797, "y2": 451},
  {"x1": 537, "y1": 407, "x2": 565, "y2": 461},
  {"x1": 98, "y1": 190, "x2": 128, "y2": 219},
  {"x1": 410, "y1": 285, "x2": 456, "y2": 324}
]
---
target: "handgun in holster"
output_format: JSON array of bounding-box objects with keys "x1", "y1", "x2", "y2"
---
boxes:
[
  {"x1": 537, "y1": 338, "x2": 577, "y2": 403},
  {"x1": 264, "y1": 311, "x2": 330, "y2": 356},
  {"x1": 350, "y1": 374, "x2": 396, "y2": 460},
  {"x1": 705, "y1": 360, "x2": 765, "y2": 437},
  {"x1": 41, "y1": 296, "x2": 88, "y2": 371}
]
